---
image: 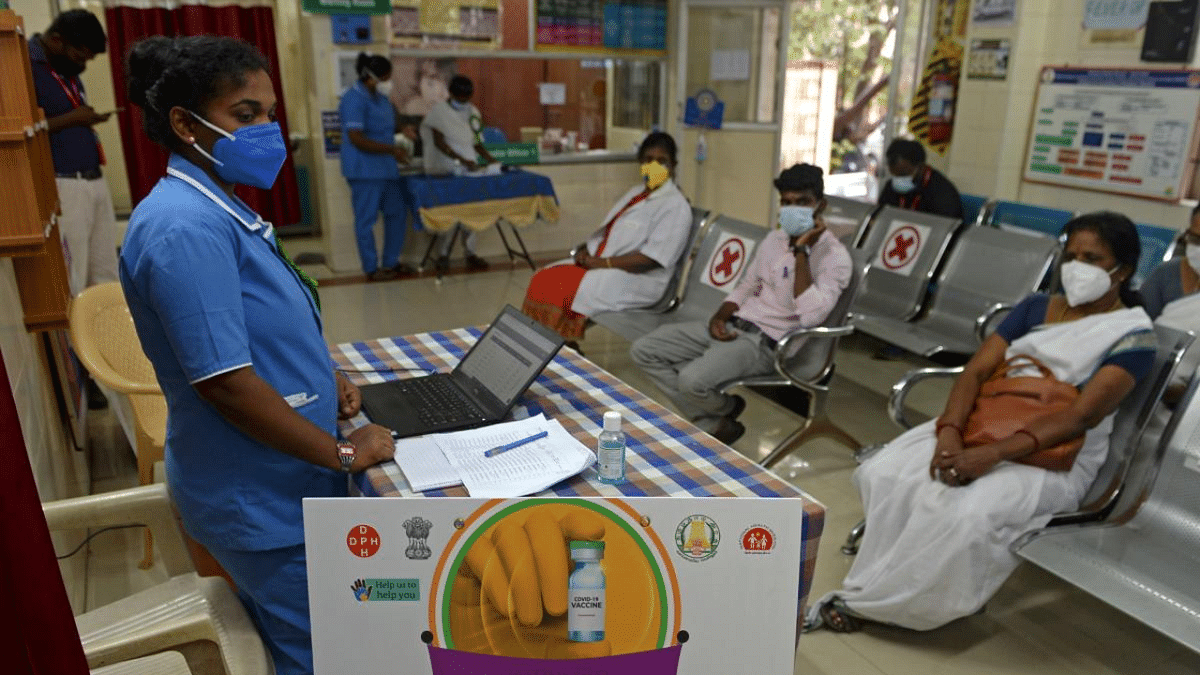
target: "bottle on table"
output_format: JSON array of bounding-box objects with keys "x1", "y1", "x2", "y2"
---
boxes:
[
  {"x1": 596, "y1": 410, "x2": 626, "y2": 484},
  {"x1": 567, "y1": 540, "x2": 606, "y2": 642}
]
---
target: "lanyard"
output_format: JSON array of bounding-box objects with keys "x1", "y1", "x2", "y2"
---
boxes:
[
  {"x1": 595, "y1": 189, "x2": 651, "y2": 257},
  {"x1": 50, "y1": 70, "x2": 106, "y2": 165}
]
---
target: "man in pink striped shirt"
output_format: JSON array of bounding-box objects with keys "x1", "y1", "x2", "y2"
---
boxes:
[{"x1": 631, "y1": 164, "x2": 852, "y2": 444}]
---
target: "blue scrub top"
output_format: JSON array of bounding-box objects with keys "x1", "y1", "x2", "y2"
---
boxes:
[
  {"x1": 120, "y1": 154, "x2": 345, "y2": 552},
  {"x1": 339, "y1": 82, "x2": 399, "y2": 180}
]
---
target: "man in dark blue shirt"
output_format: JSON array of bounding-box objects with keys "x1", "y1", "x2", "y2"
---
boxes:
[{"x1": 29, "y1": 9, "x2": 118, "y2": 298}]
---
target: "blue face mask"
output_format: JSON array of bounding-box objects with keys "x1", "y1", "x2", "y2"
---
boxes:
[
  {"x1": 189, "y1": 112, "x2": 288, "y2": 189},
  {"x1": 449, "y1": 99, "x2": 468, "y2": 111},
  {"x1": 892, "y1": 175, "x2": 916, "y2": 194},
  {"x1": 779, "y1": 205, "x2": 815, "y2": 237}
]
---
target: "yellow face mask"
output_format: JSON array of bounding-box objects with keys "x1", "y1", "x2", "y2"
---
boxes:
[{"x1": 640, "y1": 161, "x2": 670, "y2": 191}]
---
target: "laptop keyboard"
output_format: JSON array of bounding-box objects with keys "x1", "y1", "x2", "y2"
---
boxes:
[{"x1": 392, "y1": 376, "x2": 483, "y2": 426}]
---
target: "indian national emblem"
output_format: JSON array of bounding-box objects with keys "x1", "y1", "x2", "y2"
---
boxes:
[{"x1": 403, "y1": 517, "x2": 433, "y2": 560}]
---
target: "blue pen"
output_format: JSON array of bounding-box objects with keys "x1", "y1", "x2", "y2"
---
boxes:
[{"x1": 484, "y1": 430, "x2": 549, "y2": 457}]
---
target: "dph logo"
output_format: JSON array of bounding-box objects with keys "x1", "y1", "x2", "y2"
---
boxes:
[{"x1": 347, "y1": 524, "x2": 381, "y2": 558}]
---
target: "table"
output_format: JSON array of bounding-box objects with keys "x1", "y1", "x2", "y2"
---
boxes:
[
  {"x1": 401, "y1": 170, "x2": 559, "y2": 272},
  {"x1": 332, "y1": 326, "x2": 826, "y2": 611}
]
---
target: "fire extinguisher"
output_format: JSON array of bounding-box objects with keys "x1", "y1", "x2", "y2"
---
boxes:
[{"x1": 927, "y1": 68, "x2": 956, "y2": 144}]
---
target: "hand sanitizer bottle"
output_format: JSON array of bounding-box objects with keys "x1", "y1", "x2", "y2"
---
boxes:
[
  {"x1": 596, "y1": 411, "x2": 626, "y2": 484},
  {"x1": 567, "y1": 540, "x2": 606, "y2": 642}
]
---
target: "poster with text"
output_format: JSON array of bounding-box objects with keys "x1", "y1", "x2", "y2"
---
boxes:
[
  {"x1": 1023, "y1": 67, "x2": 1200, "y2": 201},
  {"x1": 305, "y1": 496, "x2": 807, "y2": 674}
]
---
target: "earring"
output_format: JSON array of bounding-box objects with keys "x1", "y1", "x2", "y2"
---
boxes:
[{"x1": 188, "y1": 137, "x2": 195, "y2": 144}]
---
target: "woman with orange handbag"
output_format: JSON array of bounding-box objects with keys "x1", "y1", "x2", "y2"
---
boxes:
[{"x1": 808, "y1": 212, "x2": 1157, "y2": 633}]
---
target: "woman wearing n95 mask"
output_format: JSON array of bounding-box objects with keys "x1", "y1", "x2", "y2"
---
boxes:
[
  {"x1": 807, "y1": 211, "x2": 1155, "y2": 634},
  {"x1": 521, "y1": 132, "x2": 692, "y2": 348},
  {"x1": 1138, "y1": 204, "x2": 1200, "y2": 395}
]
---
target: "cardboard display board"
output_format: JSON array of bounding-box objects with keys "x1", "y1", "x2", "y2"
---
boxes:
[
  {"x1": 1023, "y1": 67, "x2": 1200, "y2": 202},
  {"x1": 305, "y1": 496, "x2": 807, "y2": 674}
]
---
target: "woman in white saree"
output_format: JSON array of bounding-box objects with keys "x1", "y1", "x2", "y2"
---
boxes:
[{"x1": 809, "y1": 212, "x2": 1157, "y2": 632}]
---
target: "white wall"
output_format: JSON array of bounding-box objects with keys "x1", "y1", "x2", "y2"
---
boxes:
[{"x1": 948, "y1": 0, "x2": 1200, "y2": 231}]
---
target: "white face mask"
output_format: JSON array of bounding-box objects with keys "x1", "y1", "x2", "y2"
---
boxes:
[
  {"x1": 1186, "y1": 243, "x2": 1200, "y2": 273},
  {"x1": 1061, "y1": 260, "x2": 1118, "y2": 307},
  {"x1": 375, "y1": 80, "x2": 393, "y2": 98}
]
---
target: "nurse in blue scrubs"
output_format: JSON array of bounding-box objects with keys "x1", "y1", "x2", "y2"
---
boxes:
[
  {"x1": 339, "y1": 53, "x2": 412, "y2": 281},
  {"x1": 119, "y1": 36, "x2": 395, "y2": 675}
]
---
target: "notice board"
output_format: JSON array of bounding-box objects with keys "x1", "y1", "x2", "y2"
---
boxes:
[
  {"x1": 1023, "y1": 66, "x2": 1200, "y2": 202},
  {"x1": 536, "y1": 0, "x2": 667, "y2": 54}
]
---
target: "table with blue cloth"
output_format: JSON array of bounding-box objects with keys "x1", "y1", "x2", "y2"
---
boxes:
[
  {"x1": 401, "y1": 169, "x2": 559, "y2": 272},
  {"x1": 332, "y1": 326, "x2": 826, "y2": 616}
]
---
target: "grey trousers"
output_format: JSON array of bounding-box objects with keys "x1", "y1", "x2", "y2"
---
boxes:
[{"x1": 630, "y1": 320, "x2": 775, "y2": 433}]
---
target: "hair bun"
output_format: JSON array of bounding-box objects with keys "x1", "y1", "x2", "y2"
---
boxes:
[{"x1": 127, "y1": 36, "x2": 176, "y2": 109}]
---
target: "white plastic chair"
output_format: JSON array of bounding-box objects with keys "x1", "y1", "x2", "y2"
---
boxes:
[
  {"x1": 91, "y1": 651, "x2": 191, "y2": 674},
  {"x1": 43, "y1": 484, "x2": 273, "y2": 674}
]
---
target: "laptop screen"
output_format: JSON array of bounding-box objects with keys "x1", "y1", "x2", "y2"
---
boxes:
[{"x1": 455, "y1": 306, "x2": 563, "y2": 406}]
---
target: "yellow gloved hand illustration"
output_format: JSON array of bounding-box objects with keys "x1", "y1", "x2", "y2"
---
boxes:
[{"x1": 447, "y1": 502, "x2": 662, "y2": 658}]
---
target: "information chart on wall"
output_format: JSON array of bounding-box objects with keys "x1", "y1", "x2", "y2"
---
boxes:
[
  {"x1": 1023, "y1": 67, "x2": 1200, "y2": 202},
  {"x1": 536, "y1": 0, "x2": 667, "y2": 54}
]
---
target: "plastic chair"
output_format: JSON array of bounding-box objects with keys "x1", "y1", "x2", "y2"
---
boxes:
[
  {"x1": 959, "y1": 193, "x2": 994, "y2": 227},
  {"x1": 91, "y1": 651, "x2": 191, "y2": 674},
  {"x1": 1133, "y1": 223, "x2": 1179, "y2": 287},
  {"x1": 69, "y1": 282, "x2": 166, "y2": 569},
  {"x1": 44, "y1": 484, "x2": 273, "y2": 674},
  {"x1": 987, "y1": 200, "x2": 1075, "y2": 237}
]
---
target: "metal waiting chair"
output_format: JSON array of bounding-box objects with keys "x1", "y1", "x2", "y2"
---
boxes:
[
  {"x1": 987, "y1": 200, "x2": 1075, "y2": 238},
  {"x1": 45, "y1": 484, "x2": 272, "y2": 674},
  {"x1": 1013, "y1": 341, "x2": 1200, "y2": 654},
  {"x1": 91, "y1": 651, "x2": 192, "y2": 675},
  {"x1": 69, "y1": 282, "x2": 166, "y2": 570},
  {"x1": 854, "y1": 224, "x2": 1060, "y2": 359},
  {"x1": 592, "y1": 214, "x2": 767, "y2": 342},
  {"x1": 841, "y1": 324, "x2": 1192, "y2": 555},
  {"x1": 1133, "y1": 222, "x2": 1180, "y2": 287},
  {"x1": 717, "y1": 249, "x2": 869, "y2": 466},
  {"x1": 822, "y1": 194, "x2": 876, "y2": 249},
  {"x1": 850, "y1": 206, "x2": 962, "y2": 322},
  {"x1": 960, "y1": 193, "x2": 994, "y2": 227}
]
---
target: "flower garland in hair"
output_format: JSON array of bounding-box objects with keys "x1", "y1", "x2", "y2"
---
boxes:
[{"x1": 274, "y1": 237, "x2": 321, "y2": 312}]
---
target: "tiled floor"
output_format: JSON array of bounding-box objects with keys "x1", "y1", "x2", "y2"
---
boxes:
[{"x1": 74, "y1": 266, "x2": 1200, "y2": 674}]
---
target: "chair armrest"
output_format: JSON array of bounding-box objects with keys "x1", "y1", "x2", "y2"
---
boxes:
[
  {"x1": 888, "y1": 366, "x2": 964, "y2": 429},
  {"x1": 43, "y1": 484, "x2": 193, "y2": 578},
  {"x1": 773, "y1": 324, "x2": 855, "y2": 385},
  {"x1": 974, "y1": 303, "x2": 1012, "y2": 343}
]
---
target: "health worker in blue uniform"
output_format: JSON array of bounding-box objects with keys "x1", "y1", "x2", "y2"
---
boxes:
[
  {"x1": 119, "y1": 36, "x2": 395, "y2": 675},
  {"x1": 339, "y1": 53, "x2": 413, "y2": 281}
]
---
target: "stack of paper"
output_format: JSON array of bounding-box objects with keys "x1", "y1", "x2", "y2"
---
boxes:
[{"x1": 390, "y1": 415, "x2": 596, "y2": 497}]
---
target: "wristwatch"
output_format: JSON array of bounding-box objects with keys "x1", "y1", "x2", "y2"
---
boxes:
[{"x1": 336, "y1": 441, "x2": 357, "y2": 473}]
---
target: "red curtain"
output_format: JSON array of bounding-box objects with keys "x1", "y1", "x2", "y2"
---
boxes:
[
  {"x1": 0, "y1": 349, "x2": 90, "y2": 674},
  {"x1": 106, "y1": 4, "x2": 302, "y2": 227}
]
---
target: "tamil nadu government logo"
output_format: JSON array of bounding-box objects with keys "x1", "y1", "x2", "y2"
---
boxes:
[
  {"x1": 675, "y1": 514, "x2": 720, "y2": 562},
  {"x1": 740, "y1": 525, "x2": 775, "y2": 554},
  {"x1": 403, "y1": 516, "x2": 433, "y2": 560}
]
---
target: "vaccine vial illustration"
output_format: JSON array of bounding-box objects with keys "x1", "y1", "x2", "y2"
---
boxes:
[
  {"x1": 596, "y1": 410, "x2": 626, "y2": 484},
  {"x1": 567, "y1": 540, "x2": 606, "y2": 642}
]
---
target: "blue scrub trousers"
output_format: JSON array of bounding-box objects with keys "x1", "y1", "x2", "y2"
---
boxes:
[
  {"x1": 349, "y1": 178, "x2": 408, "y2": 274},
  {"x1": 208, "y1": 543, "x2": 313, "y2": 675}
]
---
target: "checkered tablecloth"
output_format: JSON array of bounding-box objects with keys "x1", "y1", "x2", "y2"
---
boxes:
[{"x1": 331, "y1": 327, "x2": 825, "y2": 609}]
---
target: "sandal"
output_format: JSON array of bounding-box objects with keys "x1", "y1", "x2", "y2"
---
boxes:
[{"x1": 815, "y1": 599, "x2": 863, "y2": 633}]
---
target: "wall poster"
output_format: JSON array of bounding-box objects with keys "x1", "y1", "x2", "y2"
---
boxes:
[
  {"x1": 390, "y1": 0, "x2": 500, "y2": 50},
  {"x1": 1023, "y1": 66, "x2": 1200, "y2": 201}
]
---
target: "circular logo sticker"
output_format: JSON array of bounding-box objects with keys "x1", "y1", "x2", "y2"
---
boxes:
[
  {"x1": 347, "y1": 524, "x2": 381, "y2": 558},
  {"x1": 740, "y1": 525, "x2": 775, "y2": 554},
  {"x1": 707, "y1": 238, "x2": 746, "y2": 287},
  {"x1": 674, "y1": 515, "x2": 720, "y2": 562},
  {"x1": 882, "y1": 225, "x2": 921, "y2": 270}
]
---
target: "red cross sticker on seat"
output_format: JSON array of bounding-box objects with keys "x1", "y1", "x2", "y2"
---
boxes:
[
  {"x1": 882, "y1": 225, "x2": 922, "y2": 271},
  {"x1": 708, "y1": 237, "x2": 747, "y2": 287}
]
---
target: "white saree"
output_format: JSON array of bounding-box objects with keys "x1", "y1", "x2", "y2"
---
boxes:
[{"x1": 810, "y1": 305, "x2": 1154, "y2": 630}]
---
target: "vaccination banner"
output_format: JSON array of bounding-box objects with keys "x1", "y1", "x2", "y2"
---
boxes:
[
  {"x1": 304, "y1": 496, "x2": 807, "y2": 674},
  {"x1": 1022, "y1": 67, "x2": 1200, "y2": 202}
]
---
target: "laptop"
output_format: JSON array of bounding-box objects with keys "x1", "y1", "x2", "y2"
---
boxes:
[{"x1": 359, "y1": 305, "x2": 565, "y2": 438}]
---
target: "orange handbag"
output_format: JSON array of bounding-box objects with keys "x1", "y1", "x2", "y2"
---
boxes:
[{"x1": 963, "y1": 354, "x2": 1085, "y2": 472}]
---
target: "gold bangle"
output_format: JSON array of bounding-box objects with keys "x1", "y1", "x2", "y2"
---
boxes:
[{"x1": 606, "y1": 258, "x2": 612, "y2": 268}]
